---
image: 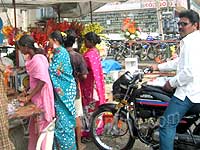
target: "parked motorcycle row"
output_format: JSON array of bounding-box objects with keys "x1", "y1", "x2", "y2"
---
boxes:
[
  {"x1": 90, "y1": 68, "x2": 200, "y2": 150},
  {"x1": 104, "y1": 40, "x2": 179, "y2": 63}
]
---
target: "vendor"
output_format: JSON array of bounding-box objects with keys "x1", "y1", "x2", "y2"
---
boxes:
[{"x1": 0, "y1": 59, "x2": 15, "y2": 150}]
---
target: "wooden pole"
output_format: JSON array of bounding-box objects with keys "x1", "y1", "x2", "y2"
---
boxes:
[{"x1": 12, "y1": 0, "x2": 19, "y2": 67}]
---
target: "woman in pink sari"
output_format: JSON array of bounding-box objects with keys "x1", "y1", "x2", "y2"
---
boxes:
[
  {"x1": 17, "y1": 35, "x2": 55, "y2": 150},
  {"x1": 80, "y1": 32, "x2": 106, "y2": 139}
]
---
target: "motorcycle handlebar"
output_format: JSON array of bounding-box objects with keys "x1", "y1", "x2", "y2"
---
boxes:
[{"x1": 129, "y1": 67, "x2": 153, "y2": 84}]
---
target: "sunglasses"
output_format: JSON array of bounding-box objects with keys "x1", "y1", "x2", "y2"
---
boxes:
[{"x1": 177, "y1": 22, "x2": 190, "y2": 27}]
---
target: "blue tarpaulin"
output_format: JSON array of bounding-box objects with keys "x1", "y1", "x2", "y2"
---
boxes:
[{"x1": 101, "y1": 59, "x2": 121, "y2": 74}]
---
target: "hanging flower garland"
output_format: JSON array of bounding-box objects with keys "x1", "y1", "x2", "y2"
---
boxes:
[
  {"x1": 121, "y1": 18, "x2": 141, "y2": 40},
  {"x1": 2, "y1": 26, "x2": 13, "y2": 37},
  {"x1": 2, "y1": 26, "x2": 26, "y2": 46},
  {"x1": 2, "y1": 26, "x2": 15, "y2": 45}
]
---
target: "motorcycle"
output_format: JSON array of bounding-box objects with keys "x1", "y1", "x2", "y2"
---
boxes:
[{"x1": 90, "y1": 69, "x2": 200, "y2": 150}]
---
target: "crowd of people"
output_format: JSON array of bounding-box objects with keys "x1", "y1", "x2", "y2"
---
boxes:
[
  {"x1": 0, "y1": 30, "x2": 106, "y2": 150},
  {"x1": 0, "y1": 9, "x2": 200, "y2": 150}
]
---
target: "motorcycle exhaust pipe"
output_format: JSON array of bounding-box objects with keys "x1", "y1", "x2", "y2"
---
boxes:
[
  {"x1": 175, "y1": 133, "x2": 200, "y2": 144},
  {"x1": 153, "y1": 131, "x2": 200, "y2": 144}
]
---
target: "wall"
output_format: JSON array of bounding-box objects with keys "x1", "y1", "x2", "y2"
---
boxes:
[{"x1": 0, "y1": 8, "x2": 37, "y2": 31}]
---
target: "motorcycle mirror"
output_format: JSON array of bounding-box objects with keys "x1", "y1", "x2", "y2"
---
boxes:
[{"x1": 143, "y1": 67, "x2": 153, "y2": 74}]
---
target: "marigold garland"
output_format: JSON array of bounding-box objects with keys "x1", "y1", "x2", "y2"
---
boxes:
[
  {"x1": 2, "y1": 26, "x2": 27, "y2": 45},
  {"x1": 2, "y1": 26, "x2": 13, "y2": 37}
]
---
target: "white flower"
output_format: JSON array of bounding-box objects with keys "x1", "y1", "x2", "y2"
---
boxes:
[
  {"x1": 34, "y1": 42, "x2": 39, "y2": 48},
  {"x1": 125, "y1": 31, "x2": 130, "y2": 36},
  {"x1": 130, "y1": 34, "x2": 136, "y2": 39},
  {"x1": 135, "y1": 31, "x2": 141, "y2": 37}
]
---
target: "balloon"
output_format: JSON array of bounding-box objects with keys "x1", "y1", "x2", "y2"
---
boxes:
[{"x1": 0, "y1": 17, "x2": 3, "y2": 30}]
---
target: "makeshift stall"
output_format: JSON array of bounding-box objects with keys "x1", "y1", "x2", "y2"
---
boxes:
[
  {"x1": 8, "y1": 102, "x2": 43, "y2": 150},
  {"x1": 0, "y1": 51, "x2": 42, "y2": 150}
]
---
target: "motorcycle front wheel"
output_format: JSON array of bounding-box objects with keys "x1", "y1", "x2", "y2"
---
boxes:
[{"x1": 90, "y1": 106, "x2": 135, "y2": 150}]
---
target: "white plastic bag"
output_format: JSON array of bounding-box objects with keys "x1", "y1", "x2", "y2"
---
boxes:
[{"x1": 36, "y1": 118, "x2": 56, "y2": 150}]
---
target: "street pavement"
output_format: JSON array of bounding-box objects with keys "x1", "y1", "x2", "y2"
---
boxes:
[{"x1": 84, "y1": 139, "x2": 150, "y2": 150}]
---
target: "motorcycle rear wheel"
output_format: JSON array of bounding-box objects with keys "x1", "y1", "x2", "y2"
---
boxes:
[{"x1": 90, "y1": 106, "x2": 135, "y2": 150}]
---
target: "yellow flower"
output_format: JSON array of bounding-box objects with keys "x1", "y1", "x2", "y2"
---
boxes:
[
  {"x1": 61, "y1": 32, "x2": 67, "y2": 38},
  {"x1": 81, "y1": 22, "x2": 104, "y2": 36},
  {"x1": 2, "y1": 26, "x2": 13, "y2": 37}
]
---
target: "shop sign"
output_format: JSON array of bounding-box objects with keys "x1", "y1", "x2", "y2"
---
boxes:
[
  {"x1": 143, "y1": 0, "x2": 175, "y2": 8},
  {"x1": 176, "y1": 0, "x2": 188, "y2": 9}
]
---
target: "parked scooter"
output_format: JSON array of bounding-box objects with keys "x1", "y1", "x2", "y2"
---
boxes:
[{"x1": 90, "y1": 68, "x2": 200, "y2": 150}]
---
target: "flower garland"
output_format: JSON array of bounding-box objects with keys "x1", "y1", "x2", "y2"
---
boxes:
[
  {"x1": 2, "y1": 26, "x2": 25, "y2": 45},
  {"x1": 121, "y1": 18, "x2": 141, "y2": 40}
]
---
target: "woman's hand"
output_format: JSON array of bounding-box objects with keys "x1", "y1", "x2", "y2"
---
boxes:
[
  {"x1": 18, "y1": 90, "x2": 27, "y2": 97},
  {"x1": 18, "y1": 95, "x2": 31, "y2": 105}
]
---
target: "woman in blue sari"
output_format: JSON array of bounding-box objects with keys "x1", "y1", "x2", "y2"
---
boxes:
[{"x1": 48, "y1": 31, "x2": 77, "y2": 150}]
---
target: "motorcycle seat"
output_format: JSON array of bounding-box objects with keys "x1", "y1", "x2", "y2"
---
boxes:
[
  {"x1": 141, "y1": 83, "x2": 174, "y2": 97},
  {"x1": 188, "y1": 103, "x2": 200, "y2": 114}
]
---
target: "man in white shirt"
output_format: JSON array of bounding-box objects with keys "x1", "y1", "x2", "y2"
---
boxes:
[{"x1": 152, "y1": 9, "x2": 200, "y2": 150}]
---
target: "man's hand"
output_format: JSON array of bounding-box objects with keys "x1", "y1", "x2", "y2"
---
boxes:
[{"x1": 163, "y1": 80, "x2": 174, "y2": 92}]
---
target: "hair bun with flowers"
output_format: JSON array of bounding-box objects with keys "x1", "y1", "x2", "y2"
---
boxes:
[{"x1": 61, "y1": 32, "x2": 67, "y2": 40}]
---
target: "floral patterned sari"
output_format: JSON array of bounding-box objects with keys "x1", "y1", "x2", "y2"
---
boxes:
[{"x1": 49, "y1": 46, "x2": 77, "y2": 150}]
